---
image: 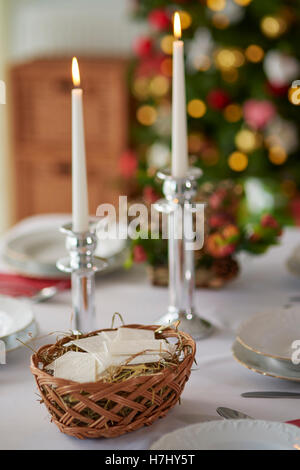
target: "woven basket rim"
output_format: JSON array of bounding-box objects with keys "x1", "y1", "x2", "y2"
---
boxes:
[{"x1": 30, "y1": 324, "x2": 195, "y2": 387}]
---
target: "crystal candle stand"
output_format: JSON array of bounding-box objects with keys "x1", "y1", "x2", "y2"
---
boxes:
[
  {"x1": 56, "y1": 223, "x2": 107, "y2": 333},
  {"x1": 154, "y1": 168, "x2": 214, "y2": 340}
]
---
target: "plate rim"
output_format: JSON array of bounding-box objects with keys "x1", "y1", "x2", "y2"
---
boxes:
[
  {"x1": 150, "y1": 419, "x2": 300, "y2": 450},
  {"x1": 232, "y1": 340, "x2": 300, "y2": 383},
  {"x1": 236, "y1": 310, "x2": 299, "y2": 362}
]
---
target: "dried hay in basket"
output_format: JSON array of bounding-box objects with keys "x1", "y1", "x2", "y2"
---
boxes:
[{"x1": 30, "y1": 324, "x2": 196, "y2": 439}]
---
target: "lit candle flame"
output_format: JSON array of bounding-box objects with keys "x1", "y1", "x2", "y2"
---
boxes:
[
  {"x1": 173, "y1": 12, "x2": 182, "y2": 40},
  {"x1": 72, "y1": 57, "x2": 81, "y2": 88}
]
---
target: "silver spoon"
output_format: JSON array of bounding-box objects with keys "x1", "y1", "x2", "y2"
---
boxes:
[
  {"x1": 216, "y1": 407, "x2": 254, "y2": 420},
  {"x1": 29, "y1": 285, "x2": 59, "y2": 303}
]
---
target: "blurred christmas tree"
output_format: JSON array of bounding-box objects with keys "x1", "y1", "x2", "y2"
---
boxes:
[{"x1": 121, "y1": 0, "x2": 300, "y2": 224}]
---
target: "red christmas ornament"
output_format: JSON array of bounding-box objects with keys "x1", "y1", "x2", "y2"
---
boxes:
[
  {"x1": 119, "y1": 150, "x2": 138, "y2": 179},
  {"x1": 133, "y1": 245, "x2": 148, "y2": 263},
  {"x1": 149, "y1": 9, "x2": 170, "y2": 31},
  {"x1": 207, "y1": 89, "x2": 230, "y2": 110},
  {"x1": 266, "y1": 81, "x2": 289, "y2": 97},
  {"x1": 133, "y1": 36, "x2": 153, "y2": 58}
]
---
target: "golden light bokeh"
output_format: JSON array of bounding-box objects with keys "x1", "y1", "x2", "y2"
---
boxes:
[
  {"x1": 160, "y1": 35, "x2": 175, "y2": 55},
  {"x1": 260, "y1": 16, "x2": 287, "y2": 38},
  {"x1": 215, "y1": 48, "x2": 244, "y2": 70},
  {"x1": 212, "y1": 13, "x2": 230, "y2": 29},
  {"x1": 149, "y1": 75, "x2": 170, "y2": 97},
  {"x1": 245, "y1": 44, "x2": 264, "y2": 63},
  {"x1": 233, "y1": 0, "x2": 252, "y2": 5},
  {"x1": 228, "y1": 151, "x2": 248, "y2": 171},
  {"x1": 179, "y1": 11, "x2": 192, "y2": 30},
  {"x1": 268, "y1": 146, "x2": 288, "y2": 165},
  {"x1": 215, "y1": 48, "x2": 236, "y2": 69},
  {"x1": 136, "y1": 105, "x2": 157, "y2": 126},
  {"x1": 207, "y1": 0, "x2": 226, "y2": 12},
  {"x1": 224, "y1": 104, "x2": 243, "y2": 122},
  {"x1": 132, "y1": 77, "x2": 150, "y2": 99},
  {"x1": 187, "y1": 99, "x2": 207, "y2": 118},
  {"x1": 288, "y1": 86, "x2": 300, "y2": 106},
  {"x1": 235, "y1": 129, "x2": 257, "y2": 153}
]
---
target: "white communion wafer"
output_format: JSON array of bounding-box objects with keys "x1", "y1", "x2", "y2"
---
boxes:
[
  {"x1": 98, "y1": 330, "x2": 118, "y2": 342},
  {"x1": 53, "y1": 351, "x2": 96, "y2": 383},
  {"x1": 109, "y1": 339, "x2": 167, "y2": 356},
  {"x1": 70, "y1": 335, "x2": 108, "y2": 354},
  {"x1": 116, "y1": 327, "x2": 155, "y2": 341}
]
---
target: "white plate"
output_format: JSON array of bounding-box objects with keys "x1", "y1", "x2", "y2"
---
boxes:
[
  {"x1": 150, "y1": 420, "x2": 300, "y2": 450},
  {"x1": 237, "y1": 308, "x2": 300, "y2": 361},
  {"x1": 0, "y1": 296, "x2": 38, "y2": 351},
  {"x1": 3, "y1": 225, "x2": 128, "y2": 279},
  {"x1": 233, "y1": 340, "x2": 300, "y2": 382}
]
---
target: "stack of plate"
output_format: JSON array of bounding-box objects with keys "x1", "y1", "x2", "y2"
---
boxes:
[
  {"x1": 233, "y1": 309, "x2": 300, "y2": 382},
  {"x1": 0, "y1": 296, "x2": 38, "y2": 352},
  {"x1": 3, "y1": 224, "x2": 129, "y2": 279}
]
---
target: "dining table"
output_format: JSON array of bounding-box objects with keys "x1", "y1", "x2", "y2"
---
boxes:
[{"x1": 0, "y1": 215, "x2": 300, "y2": 450}]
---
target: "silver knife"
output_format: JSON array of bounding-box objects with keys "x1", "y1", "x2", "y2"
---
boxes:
[{"x1": 242, "y1": 392, "x2": 300, "y2": 398}]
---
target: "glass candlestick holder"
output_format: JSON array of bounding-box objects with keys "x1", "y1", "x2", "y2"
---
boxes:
[
  {"x1": 56, "y1": 223, "x2": 107, "y2": 334},
  {"x1": 154, "y1": 167, "x2": 214, "y2": 340}
]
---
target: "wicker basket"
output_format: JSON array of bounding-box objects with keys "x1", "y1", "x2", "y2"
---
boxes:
[{"x1": 30, "y1": 325, "x2": 195, "y2": 439}]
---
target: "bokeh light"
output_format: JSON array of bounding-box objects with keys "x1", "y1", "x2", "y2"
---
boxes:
[
  {"x1": 160, "y1": 35, "x2": 174, "y2": 55},
  {"x1": 228, "y1": 151, "x2": 248, "y2": 171},
  {"x1": 224, "y1": 104, "x2": 243, "y2": 122},
  {"x1": 187, "y1": 99, "x2": 207, "y2": 118},
  {"x1": 212, "y1": 13, "x2": 230, "y2": 29},
  {"x1": 233, "y1": 0, "x2": 252, "y2": 5},
  {"x1": 268, "y1": 146, "x2": 288, "y2": 165},
  {"x1": 132, "y1": 77, "x2": 150, "y2": 99},
  {"x1": 215, "y1": 48, "x2": 244, "y2": 70},
  {"x1": 261, "y1": 16, "x2": 287, "y2": 38},
  {"x1": 235, "y1": 129, "x2": 257, "y2": 153},
  {"x1": 149, "y1": 75, "x2": 169, "y2": 97},
  {"x1": 245, "y1": 45, "x2": 264, "y2": 63},
  {"x1": 207, "y1": 0, "x2": 226, "y2": 12},
  {"x1": 179, "y1": 11, "x2": 192, "y2": 30},
  {"x1": 136, "y1": 105, "x2": 157, "y2": 126}
]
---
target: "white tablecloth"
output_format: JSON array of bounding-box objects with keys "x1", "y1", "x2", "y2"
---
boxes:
[{"x1": 1, "y1": 216, "x2": 300, "y2": 450}]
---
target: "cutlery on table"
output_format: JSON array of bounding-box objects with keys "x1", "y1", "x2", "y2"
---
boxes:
[
  {"x1": 242, "y1": 392, "x2": 300, "y2": 399},
  {"x1": 216, "y1": 407, "x2": 254, "y2": 420},
  {"x1": 216, "y1": 407, "x2": 300, "y2": 428}
]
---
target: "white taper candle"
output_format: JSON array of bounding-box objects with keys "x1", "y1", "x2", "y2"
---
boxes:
[
  {"x1": 172, "y1": 12, "x2": 188, "y2": 178},
  {"x1": 72, "y1": 57, "x2": 89, "y2": 233}
]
